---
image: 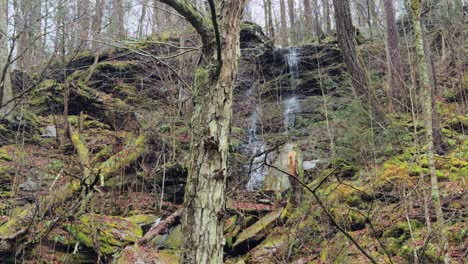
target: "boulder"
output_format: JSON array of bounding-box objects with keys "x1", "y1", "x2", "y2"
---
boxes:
[
  {"x1": 232, "y1": 207, "x2": 284, "y2": 249},
  {"x1": 66, "y1": 214, "x2": 142, "y2": 255},
  {"x1": 114, "y1": 245, "x2": 179, "y2": 264}
]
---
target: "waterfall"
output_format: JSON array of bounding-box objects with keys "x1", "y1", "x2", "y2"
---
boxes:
[
  {"x1": 284, "y1": 47, "x2": 301, "y2": 132},
  {"x1": 246, "y1": 107, "x2": 267, "y2": 191},
  {"x1": 243, "y1": 47, "x2": 301, "y2": 192}
]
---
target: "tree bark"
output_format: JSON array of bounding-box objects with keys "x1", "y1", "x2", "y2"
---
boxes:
[
  {"x1": 410, "y1": 1, "x2": 449, "y2": 263},
  {"x1": 304, "y1": 0, "x2": 313, "y2": 37},
  {"x1": 0, "y1": 0, "x2": 13, "y2": 118},
  {"x1": 157, "y1": 0, "x2": 247, "y2": 263},
  {"x1": 312, "y1": 0, "x2": 322, "y2": 40},
  {"x1": 138, "y1": 0, "x2": 149, "y2": 39},
  {"x1": 288, "y1": 0, "x2": 296, "y2": 44},
  {"x1": 383, "y1": 0, "x2": 405, "y2": 110},
  {"x1": 323, "y1": 0, "x2": 332, "y2": 34},
  {"x1": 332, "y1": 0, "x2": 369, "y2": 96},
  {"x1": 266, "y1": 0, "x2": 275, "y2": 41},
  {"x1": 279, "y1": 0, "x2": 288, "y2": 47}
]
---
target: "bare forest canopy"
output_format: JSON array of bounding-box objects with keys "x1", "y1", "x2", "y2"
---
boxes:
[{"x1": 0, "y1": 0, "x2": 466, "y2": 263}]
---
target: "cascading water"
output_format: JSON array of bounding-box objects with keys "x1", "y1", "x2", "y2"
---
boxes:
[
  {"x1": 244, "y1": 47, "x2": 302, "y2": 192},
  {"x1": 245, "y1": 107, "x2": 267, "y2": 191},
  {"x1": 284, "y1": 47, "x2": 301, "y2": 132}
]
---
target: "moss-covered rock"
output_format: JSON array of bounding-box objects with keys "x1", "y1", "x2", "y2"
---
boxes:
[
  {"x1": 66, "y1": 214, "x2": 142, "y2": 255},
  {"x1": 248, "y1": 230, "x2": 288, "y2": 263},
  {"x1": 233, "y1": 207, "x2": 284, "y2": 249},
  {"x1": 113, "y1": 245, "x2": 179, "y2": 264},
  {"x1": 125, "y1": 214, "x2": 158, "y2": 227}
]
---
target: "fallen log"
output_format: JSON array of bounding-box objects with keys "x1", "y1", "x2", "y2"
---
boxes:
[{"x1": 138, "y1": 208, "x2": 184, "y2": 245}]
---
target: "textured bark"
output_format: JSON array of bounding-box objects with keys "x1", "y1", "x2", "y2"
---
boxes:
[
  {"x1": 279, "y1": 0, "x2": 288, "y2": 47},
  {"x1": 323, "y1": 0, "x2": 332, "y2": 33},
  {"x1": 91, "y1": 0, "x2": 104, "y2": 51},
  {"x1": 138, "y1": 0, "x2": 149, "y2": 39},
  {"x1": 304, "y1": 0, "x2": 313, "y2": 36},
  {"x1": 181, "y1": 0, "x2": 246, "y2": 261},
  {"x1": 77, "y1": 0, "x2": 91, "y2": 49},
  {"x1": 288, "y1": 0, "x2": 296, "y2": 44},
  {"x1": 266, "y1": 0, "x2": 275, "y2": 40},
  {"x1": 0, "y1": 0, "x2": 13, "y2": 117},
  {"x1": 156, "y1": 0, "x2": 246, "y2": 263},
  {"x1": 15, "y1": 0, "x2": 41, "y2": 72},
  {"x1": 410, "y1": 1, "x2": 449, "y2": 263},
  {"x1": 312, "y1": 0, "x2": 322, "y2": 40},
  {"x1": 332, "y1": 0, "x2": 368, "y2": 96},
  {"x1": 383, "y1": 0, "x2": 404, "y2": 109},
  {"x1": 110, "y1": 0, "x2": 126, "y2": 40}
]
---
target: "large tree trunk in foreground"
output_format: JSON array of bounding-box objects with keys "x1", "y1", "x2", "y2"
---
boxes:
[
  {"x1": 181, "y1": 0, "x2": 246, "y2": 262},
  {"x1": 156, "y1": 0, "x2": 246, "y2": 263},
  {"x1": 410, "y1": 1, "x2": 449, "y2": 263},
  {"x1": 332, "y1": 0, "x2": 369, "y2": 96}
]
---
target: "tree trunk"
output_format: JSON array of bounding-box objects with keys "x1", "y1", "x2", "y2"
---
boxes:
[
  {"x1": 138, "y1": 0, "x2": 149, "y2": 38},
  {"x1": 154, "y1": 0, "x2": 246, "y2": 263},
  {"x1": 332, "y1": 0, "x2": 368, "y2": 96},
  {"x1": 77, "y1": 0, "x2": 91, "y2": 50},
  {"x1": 91, "y1": 0, "x2": 104, "y2": 51},
  {"x1": 383, "y1": 0, "x2": 404, "y2": 110},
  {"x1": 312, "y1": 0, "x2": 322, "y2": 41},
  {"x1": 111, "y1": 0, "x2": 126, "y2": 40},
  {"x1": 288, "y1": 0, "x2": 296, "y2": 44},
  {"x1": 410, "y1": 1, "x2": 449, "y2": 262},
  {"x1": 304, "y1": 0, "x2": 313, "y2": 37},
  {"x1": 280, "y1": 0, "x2": 288, "y2": 47},
  {"x1": 266, "y1": 0, "x2": 275, "y2": 41},
  {"x1": 0, "y1": 0, "x2": 13, "y2": 118},
  {"x1": 323, "y1": 0, "x2": 332, "y2": 34}
]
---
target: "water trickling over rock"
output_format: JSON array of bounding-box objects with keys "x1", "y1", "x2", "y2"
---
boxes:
[
  {"x1": 283, "y1": 47, "x2": 301, "y2": 132},
  {"x1": 245, "y1": 103, "x2": 267, "y2": 191}
]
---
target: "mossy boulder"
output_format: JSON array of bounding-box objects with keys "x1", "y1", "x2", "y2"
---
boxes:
[
  {"x1": 233, "y1": 207, "x2": 284, "y2": 249},
  {"x1": 125, "y1": 214, "x2": 158, "y2": 227},
  {"x1": 151, "y1": 224, "x2": 182, "y2": 250},
  {"x1": 113, "y1": 245, "x2": 179, "y2": 264},
  {"x1": 66, "y1": 214, "x2": 142, "y2": 255},
  {"x1": 248, "y1": 230, "x2": 287, "y2": 263}
]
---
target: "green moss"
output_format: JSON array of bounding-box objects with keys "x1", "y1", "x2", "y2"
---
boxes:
[
  {"x1": 163, "y1": 225, "x2": 182, "y2": 249},
  {"x1": 66, "y1": 214, "x2": 142, "y2": 255},
  {"x1": 233, "y1": 208, "x2": 284, "y2": 248},
  {"x1": 95, "y1": 60, "x2": 136, "y2": 72},
  {"x1": 125, "y1": 214, "x2": 157, "y2": 226},
  {"x1": 0, "y1": 148, "x2": 12, "y2": 161}
]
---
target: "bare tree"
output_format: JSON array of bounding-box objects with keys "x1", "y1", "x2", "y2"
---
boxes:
[
  {"x1": 280, "y1": 0, "x2": 289, "y2": 47},
  {"x1": 0, "y1": 0, "x2": 13, "y2": 118},
  {"x1": 323, "y1": 0, "x2": 332, "y2": 34},
  {"x1": 383, "y1": 0, "x2": 404, "y2": 110},
  {"x1": 304, "y1": 0, "x2": 313, "y2": 37},
  {"x1": 410, "y1": 0, "x2": 449, "y2": 262},
  {"x1": 288, "y1": 0, "x2": 296, "y2": 44}
]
